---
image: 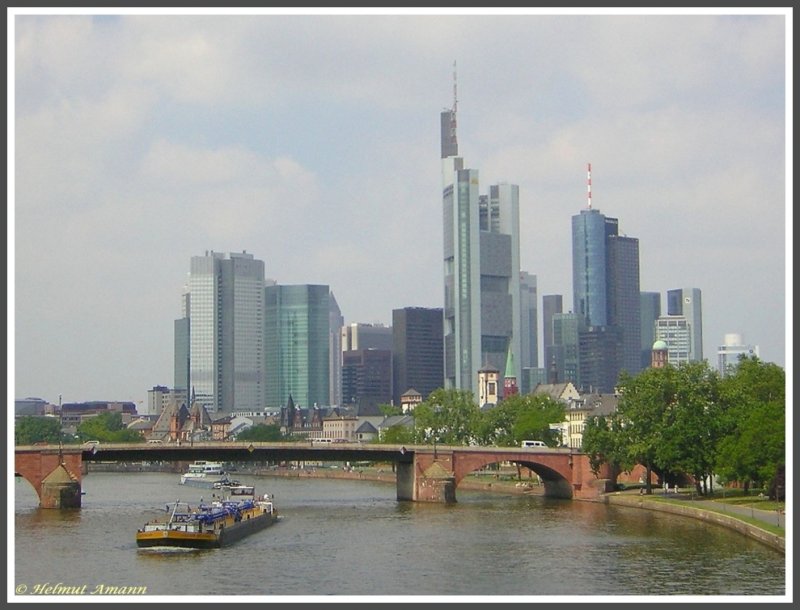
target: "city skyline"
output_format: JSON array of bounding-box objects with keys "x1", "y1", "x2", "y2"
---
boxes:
[{"x1": 10, "y1": 8, "x2": 790, "y2": 406}]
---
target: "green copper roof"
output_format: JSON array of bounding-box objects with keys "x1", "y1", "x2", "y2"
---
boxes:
[{"x1": 504, "y1": 347, "x2": 516, "y2": 378}]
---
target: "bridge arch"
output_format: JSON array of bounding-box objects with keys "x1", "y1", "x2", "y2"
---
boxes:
[{"x1": 451, "y1": 453, "x2": 575, "y2": 499}]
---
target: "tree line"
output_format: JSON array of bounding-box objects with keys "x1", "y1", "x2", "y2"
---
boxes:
[
  {"x1": 582, "y1": 356, "x2": 784, "y2": 497},
  {"x1": 378, "y1": 387, "x2": 565, "y2": 447}
]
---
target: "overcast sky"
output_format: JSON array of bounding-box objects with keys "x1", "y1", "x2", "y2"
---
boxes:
[{"x1": 10, "y1": 8, "x2": 790, "y2": 408}]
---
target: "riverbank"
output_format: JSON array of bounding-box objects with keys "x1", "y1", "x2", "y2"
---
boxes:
[{"x1": 600, "y1": 490, "x2": 785, "y2": 553}]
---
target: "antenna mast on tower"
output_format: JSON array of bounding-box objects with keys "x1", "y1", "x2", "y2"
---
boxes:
[
  {"x1": 451, "y1": 60, "x2": 458, "y2": 143},
  {"x1": 587, "y1": 162, "x2": 592, "y2": 209}
]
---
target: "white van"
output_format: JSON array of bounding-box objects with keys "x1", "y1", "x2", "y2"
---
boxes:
[{"x1": 521, "y1": 440, "x2": 546, "y2": 448}]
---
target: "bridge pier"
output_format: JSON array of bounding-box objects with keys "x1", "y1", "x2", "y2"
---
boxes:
[
  {"x1": 41, "y1": 465, "x2": 82, "y2": 508},
  {"x1": 409, "y1": 451, "x2": 457, "y2": 503},
  {"x1": 396, "y1": 462, "x2": 414, "y2": 501},
  {"x1": 15, "y1": 448, "x2": 83, "y2": 509}
]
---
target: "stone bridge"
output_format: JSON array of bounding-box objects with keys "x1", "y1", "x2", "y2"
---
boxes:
[{"x1": 15, "y1": 442, "x2": 612, "y2": 508}]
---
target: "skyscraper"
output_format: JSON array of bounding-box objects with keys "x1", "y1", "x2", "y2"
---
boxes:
[
  {"x1": 264, "y1": 284, "x2": 331, "y2": 410},
  {"x1": 717, "y1": 333, "x2": 759, "y2": 376},
  {"x1": 571, "y1": 165, "x2": 641, "y2": 391},
  {"x1": 607, "y1": 234, "x2": 641, "y2": 376},
  {"x1": 654, "y1": 316, "x2": 692, "y2": 365},
  {"x1": 341, "y1": 322, "x2": 393, "y2": 413},
  {"x1": 341, "y1": 322, "x2": 393, "y2": 351},
  {"x1": 441, "y1": 73, "x2": 521, "y2": 396},
  {"x1": 640, "y1": 291, "x2": 661, "y2": 369},
  {"x1": 182, "y1": 251, "x2": 265, "y2": 413},
  {"x1": 551, "y1": 312, "x2": 581, "y2": 386},
  {"x1": 329, "y1": 292, "x2": 344, "y2": 407},
  {"x1": 667, "y1": 288, "x2": 703, "y2": 361},
  {"x1": 572, "y1": 207, "x2": 616, "y2": 327},
  {"x1": 173, "y1": 318, "x2": 190, "y2": 395},
  {"x1": 542, "y1": 294, "x2": 563, "y2": 380},
  {"x1": 341, "y1": 348, "x2": 393, "y2": 413},
  {"x1": 392, "y1": 307, "x2": 444, "y2": 405},
  {"x1": 519, "y1": 271, "x2": 539, "y2": 370}
]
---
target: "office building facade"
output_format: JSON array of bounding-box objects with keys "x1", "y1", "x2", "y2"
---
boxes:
[
  {"x1": 667, "y1": 288, "x2": 703, "y2": 362},
  {"x1": 542, "y1": 294, "x2": 563, "y2": 382},
  {"x1": 183, "y1": 251, "x2": 265, "y2": 413},
  {"x1": 550, "y1": 312, "x2": 582, "y2": 386},
  {"x1": 606, "y1": 235, "x2": 641, "y2": 376},
  {"x1": 571, "y1": 190, "x2": 641, "y2": 391},
  {"x1": 654, "y1": 316, "x2": 692, "y2": 366},
  {"x1": 392, "y1": 307, "x2": 444, "y2": 405},
  {"x1": 264, "y1": 284, "x2": 331, "y2": 410},
  {"x1": 717, "y1": 333, "x2": 759, "y2": 376},
  {"x1": 341, "y1": 322, "x2": 393, "y2": 352},
  {"x1": 520, "y1": 271, "x2": 539, "y2": 370},
  {"x1": 640, "y1": 291, "x2": 661, "y2": 369},
  {"x1": 329, "y1": 293, "x2": 344, "y2": 407},
  {"x1": 341, "y1": 348, "x2": 393, "y2": 413}
]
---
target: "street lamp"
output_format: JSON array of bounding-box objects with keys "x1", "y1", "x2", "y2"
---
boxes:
[{"x1": 432, "y1": 405, "x2": 442, "y2": 460}]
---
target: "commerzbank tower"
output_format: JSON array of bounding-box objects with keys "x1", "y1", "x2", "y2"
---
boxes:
[{"x1": 440, "y1": 64, "x2": 521, "y2": 398}]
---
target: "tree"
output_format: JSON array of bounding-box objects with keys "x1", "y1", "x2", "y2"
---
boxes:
[
  {"x1": 378, "y1": 402, "x2": 402, "y2": 417},
  {"x1": 582, "y1": 412, "x2": 631, "y2": 477},
  {"x1": 482, "y1": 394, "x2": 565, "y2": 447},
  {"x1": 716, "y1": 356, "x2": 785, "y2": 493},
  {"x1": 236, "y1": 424, "x2": 284, "y2": 442},
  {"x1": 15, "y1": 416, "x2": 63, "y2": 445},
  {"x1": 614, "y1": 366, "x2": 677, "y2": 493},
  {"x1": 381, "y1": 424, "x2": 415, "y2": 445},
  {"x1": 77, "y1": 411, "x2": 143, "y2": 443},
  {"x1": 510, "y1": 394, "x2": 565, "y2": 446},
  {"x1": 660, "y1": 361, "x2": 723, "y2": 494},
  {"x1": 412, "y1": 388, "x2": 481, "y2": 445}
]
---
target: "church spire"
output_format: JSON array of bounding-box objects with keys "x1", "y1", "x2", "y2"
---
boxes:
[{"x1": 503, "y1": 347, "x2": 518, "y2": 398}]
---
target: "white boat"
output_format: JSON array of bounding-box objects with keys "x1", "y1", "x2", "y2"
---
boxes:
[{"x1": 180, "y1": 461, "x2": 232, "y2": 488}]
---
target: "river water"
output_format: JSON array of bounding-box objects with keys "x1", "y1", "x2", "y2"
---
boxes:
[{"x1": 12, "y1": 472, "x2": 786, "y2": 601}]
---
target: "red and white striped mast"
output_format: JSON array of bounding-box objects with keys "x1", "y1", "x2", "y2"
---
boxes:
[{"x1": 587, "y1": 162, "x2": 592, "y2": 209}]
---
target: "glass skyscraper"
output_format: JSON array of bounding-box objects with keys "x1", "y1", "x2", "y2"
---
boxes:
[
  {"x1": 264, "y1": 284, "x2": 331, "y2": 410},
  {"x1": 572, "y1": 209, "x2": 618, "y2": 326},
  {"x1": 571, "y1": 201, "x2": 641, "y2": 391}
]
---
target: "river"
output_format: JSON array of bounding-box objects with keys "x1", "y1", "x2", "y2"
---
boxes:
[{"x1": 12, "y1": 471, "x2": 786, "y2": 600}]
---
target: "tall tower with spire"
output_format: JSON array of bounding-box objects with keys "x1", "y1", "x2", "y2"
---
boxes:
[
  {"x1": 571, "y1": 164, "x2": 641, "y2": 392},
  {"x1": 441, "y1": 63, "x2": 521, "y2": 398}
]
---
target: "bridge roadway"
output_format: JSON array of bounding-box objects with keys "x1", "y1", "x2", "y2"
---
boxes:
[{"x1": 15, "y1": 442, "x2": 610, "y2": 508}]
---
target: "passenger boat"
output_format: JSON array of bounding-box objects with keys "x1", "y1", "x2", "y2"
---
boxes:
[
  {"x1": 136, "y1": 485, "x2": 278, "y2": 549},
  {"x1": 179, "y1": 461, "x2": 233, "y2": 488}
]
